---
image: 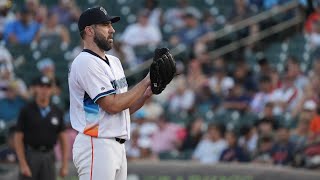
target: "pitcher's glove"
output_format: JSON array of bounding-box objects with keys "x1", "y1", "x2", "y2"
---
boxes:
[{"x1": 149, "y1": 48, "x2": 176, "y2": 95}]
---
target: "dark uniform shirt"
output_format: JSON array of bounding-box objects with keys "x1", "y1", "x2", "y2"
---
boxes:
[{"x1": 15, "y1": 101, "x2": 65, "y2": 149}]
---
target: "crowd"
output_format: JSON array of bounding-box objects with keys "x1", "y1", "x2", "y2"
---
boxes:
[{"x1": 0, "y1": 0, "x2": 320, "y2": 172}]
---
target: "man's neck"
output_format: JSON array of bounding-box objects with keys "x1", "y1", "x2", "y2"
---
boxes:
[
  {"x1": 83, "y1": 43, "x2": 106, "y2": 60},
  {"x1": 36, "y1": 99, "x2": 50, "y2": 108}
]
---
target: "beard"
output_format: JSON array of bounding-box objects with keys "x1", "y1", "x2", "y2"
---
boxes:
[{"x1": 93, "y1": 30, "x2": 113, "y2": 51}]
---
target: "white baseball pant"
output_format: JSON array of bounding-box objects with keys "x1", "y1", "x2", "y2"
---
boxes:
[{"x1": 72, "y1": 133, "x2": 127, "y2": 180}]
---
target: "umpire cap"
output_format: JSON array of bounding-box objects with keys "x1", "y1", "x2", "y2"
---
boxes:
[{"x1": 78, "y1": 6, "x2": 120, "y2": 32}]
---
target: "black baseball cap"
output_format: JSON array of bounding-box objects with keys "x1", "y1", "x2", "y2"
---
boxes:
[
  {"x1": 33, "y1": 76, "x2": 52, "y2": 87},
  {"x1": 78, "y1": 6, "x2": 120, "y2": 32}
]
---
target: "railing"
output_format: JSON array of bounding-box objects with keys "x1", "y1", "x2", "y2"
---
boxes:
[
  {"x1": 208, "y1": 0, "x2": 303, "y2": 58},
  {"x1": 210, "y1": 0, "x2": 300, "y2": 42},
  {"x1": 209, "y1": 13, "x2": 303, "y2": 59},
  {"x1": 124, "y1": 0, "x2": 302, "y2": 79}
]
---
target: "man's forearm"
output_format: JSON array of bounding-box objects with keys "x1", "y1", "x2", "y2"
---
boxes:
[
  {"x1": 114, "y1": 77, "x2": 149, "y2": 110},
  {"x1": 98, "y1": 75, "x2": 151, "y2": 114},
  {"x1": 129, "y1": 94, "x2": 149, "y2": 114},
  {"x1": 14, "y1": 132, "x2": 27, "y2": 166},
  {"x1": 59, "y1": 132, "x2": 69, "y2": 167}
]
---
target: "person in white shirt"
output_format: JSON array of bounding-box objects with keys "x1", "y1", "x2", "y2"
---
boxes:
[
  {"x1": 250, "y1": 75, "x2": 274, "y2": 115},
  {"x1": 269, "y1": 74, "x2": 302, "y2": 115},
  {"x1": 69, "y1": 6, "x2": 153, "y2": 180},
  {"x1": 193, "y1": 123, "x2": 227, "y2": 164},
  {"x1": 168, "y1": 76, "x2": 195, "y2": 113},
  {"x1": 121, "y1": 10, "x2": 162, "y2": 48}
]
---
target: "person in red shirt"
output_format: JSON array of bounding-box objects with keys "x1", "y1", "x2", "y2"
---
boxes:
[
  {"x1": 305, "y1": 1, "x2": 320, "y2": 33},
  {"x1": 310, "y1": 114, "x2": 320, "y2": 135},
  {"x1": 303, "y1": 100, "x2": 320, "y2": 135}
]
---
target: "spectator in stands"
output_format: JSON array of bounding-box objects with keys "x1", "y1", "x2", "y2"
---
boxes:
[
  {"x1": 249, "y1": 0, "x2": 264, "y2": 12},
  {"x1": 163, "y1": 0, "x2": 201, "y2": 32},
  {"x1": 250, "y1": 76, "x2": 274, "y2": 115},
  {"x1": 0, "y1": 45, "x2": 13, "y2": 77},
  {"x1": 304, "y1": 100, "x2": 318, "y2": 120},
  {"x1": 220, "y1": 130, "x2": 249, "y2": 162},
  {"x1": 126, "y1": 130, "x2": 142, "y2": 161},
  {"x1": 187, "y1": 60, "x2": 208, "y2": 94},
  {"x1": 308, "y1": 55, "x2": 320, "y2": 78},
  {"x1": 290, "y1": 111, "x2": 311, "y2": 152},
  {"x1": 286, "y1": 56, "x2": 309, "y2": 90},
  {"x1": 25, "y1": 0, "x2": 39, "y2": 18},
  {"x1": 238, "y1": 125, "x2": 258, "y2": 155},
  {"x1": 0, "y1": 126, "x2": 17, "y2": 163},
  {"x1": 0, "y1": 49, "x2": 29, "y2": 100},
  {"x1": 127, "y1": 129, "x2": 157, "y2": 161},
  {"x1": 245, "y1": 23, "x2": 262, "y2": 54},
  {"x1": 138, "y1": 137, "x2": 156, "y2": 160},
  {"x1": 271, "y1": 126, "x2": 295, "y2": 165},
  {"x1": 256, "y1": 58, "x2": 272, "y2": 79},
  {"x1": 270, "y1": 67, "x2": 282, "y2": 90},
  {"x1": 195, "y1": 83, "x2": 220, "y2": 115},
  {"x1": 222, "y1": 82, "x2": 251, "y2": 113},
  {"x1": 36, "y1": 58, "x2": 64, "y2": 109},
  {"x1": 23, "y1": 1, "x2": 46, "y2": 24},
  {"x1": 301, "y1": 131, "x2": 320, "y2": 168},
  {"x1": 121, "y1": 10, "x2": 162, "y2": 48},
  {"x1": 308, "y1": 20, "x2": 320, "y2": 48},
  {"x1": 144, "y1": 0, "x2": 163, "y2": 27},
  {"x1": 180, "y1": 117, "x2": 204, "y2": 154},
  {"x1": 0, "y1": 80, "x2": 26, "y2": 123},
  {"x1": 259, "y1": 102, "x2": 277, "y2": 120},
  {"x1": 168, "y1": 76, "x2": 195, "y2": 113},
  {"x1": 131, "y1": 109, "x2": 158, "y2": 142},
  {"x1": 169, "y1": 11, "x2": 209, "y2": 47},
  {"x1": 255, "y1": 117, "x2": 277, "y2": 136},
  {"x1": 252, "y1": 134, "x2": 274, "y2": 164},
  {"x1": 37, "y1": 58, "x2": 56, "y2": 81},
  {"x1": 233, "y1": 61, "x2": 258, "y2": 94},
  {"x1": 201, "y1": 10, "x2": 220, "y2": 32},
  {"x1": 291, "y1": 78, "x2": 318, "y2": 118},
  {"x1": 304, "y1": 0, "x2": 320, "y2": 34},
  {"x1": 34, "y1": 11, "x2": 70, "y2": 51},
  {"x1": 0, "y1": 0, "x2": 15, "y2": 39},
  {"x1": 50, "y1": 0, "x2": 80, "y2": 26},
  {"x1": 193, "y1": 123, "x2": 227, "y2": 164},
  {"x1": 208, "y1": 58, "x2": 234, "y2": 97},
  {"x1": 3, "y1": 6, "x2": 40, "y2": 45},
  {"x1": 150, "y1": 116, "x2": 183, "y2": 156},
  {"x1": 140, "y1": 98, "x2": 164, "y2": 121},
  {"x1": 228, "y1": 0, "x2": 253, "y2": 23},
  {"x1": 309, "y1": 104, "x2": 320, "y2": 136},
  {"x1": 228, "y1": 0, "x2": 258, "y2": 44},
  {"x1": 270, "y1": 74, "x2": 302, "y2": 116},
  {"x1": 33, "y1": 4, "x2": 47, "y2": 24}
]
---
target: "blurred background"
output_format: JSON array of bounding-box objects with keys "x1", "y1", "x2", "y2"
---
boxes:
[{"x1": 0, "y1": 0, "x2": 320, "y2": 179}]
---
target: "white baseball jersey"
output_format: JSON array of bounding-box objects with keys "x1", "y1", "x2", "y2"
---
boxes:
[{"x1": 68, "y1": 49, "x2": 130, "y2": 139}]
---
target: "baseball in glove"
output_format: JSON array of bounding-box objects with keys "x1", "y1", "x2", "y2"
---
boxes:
[{"x1": 149, "y1": 47, "x2": 176, "y2": 95}]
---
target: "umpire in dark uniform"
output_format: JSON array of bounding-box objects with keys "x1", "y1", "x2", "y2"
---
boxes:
[{"x1": 14, "y1": 76, "x2": 68, "y2": 180}]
